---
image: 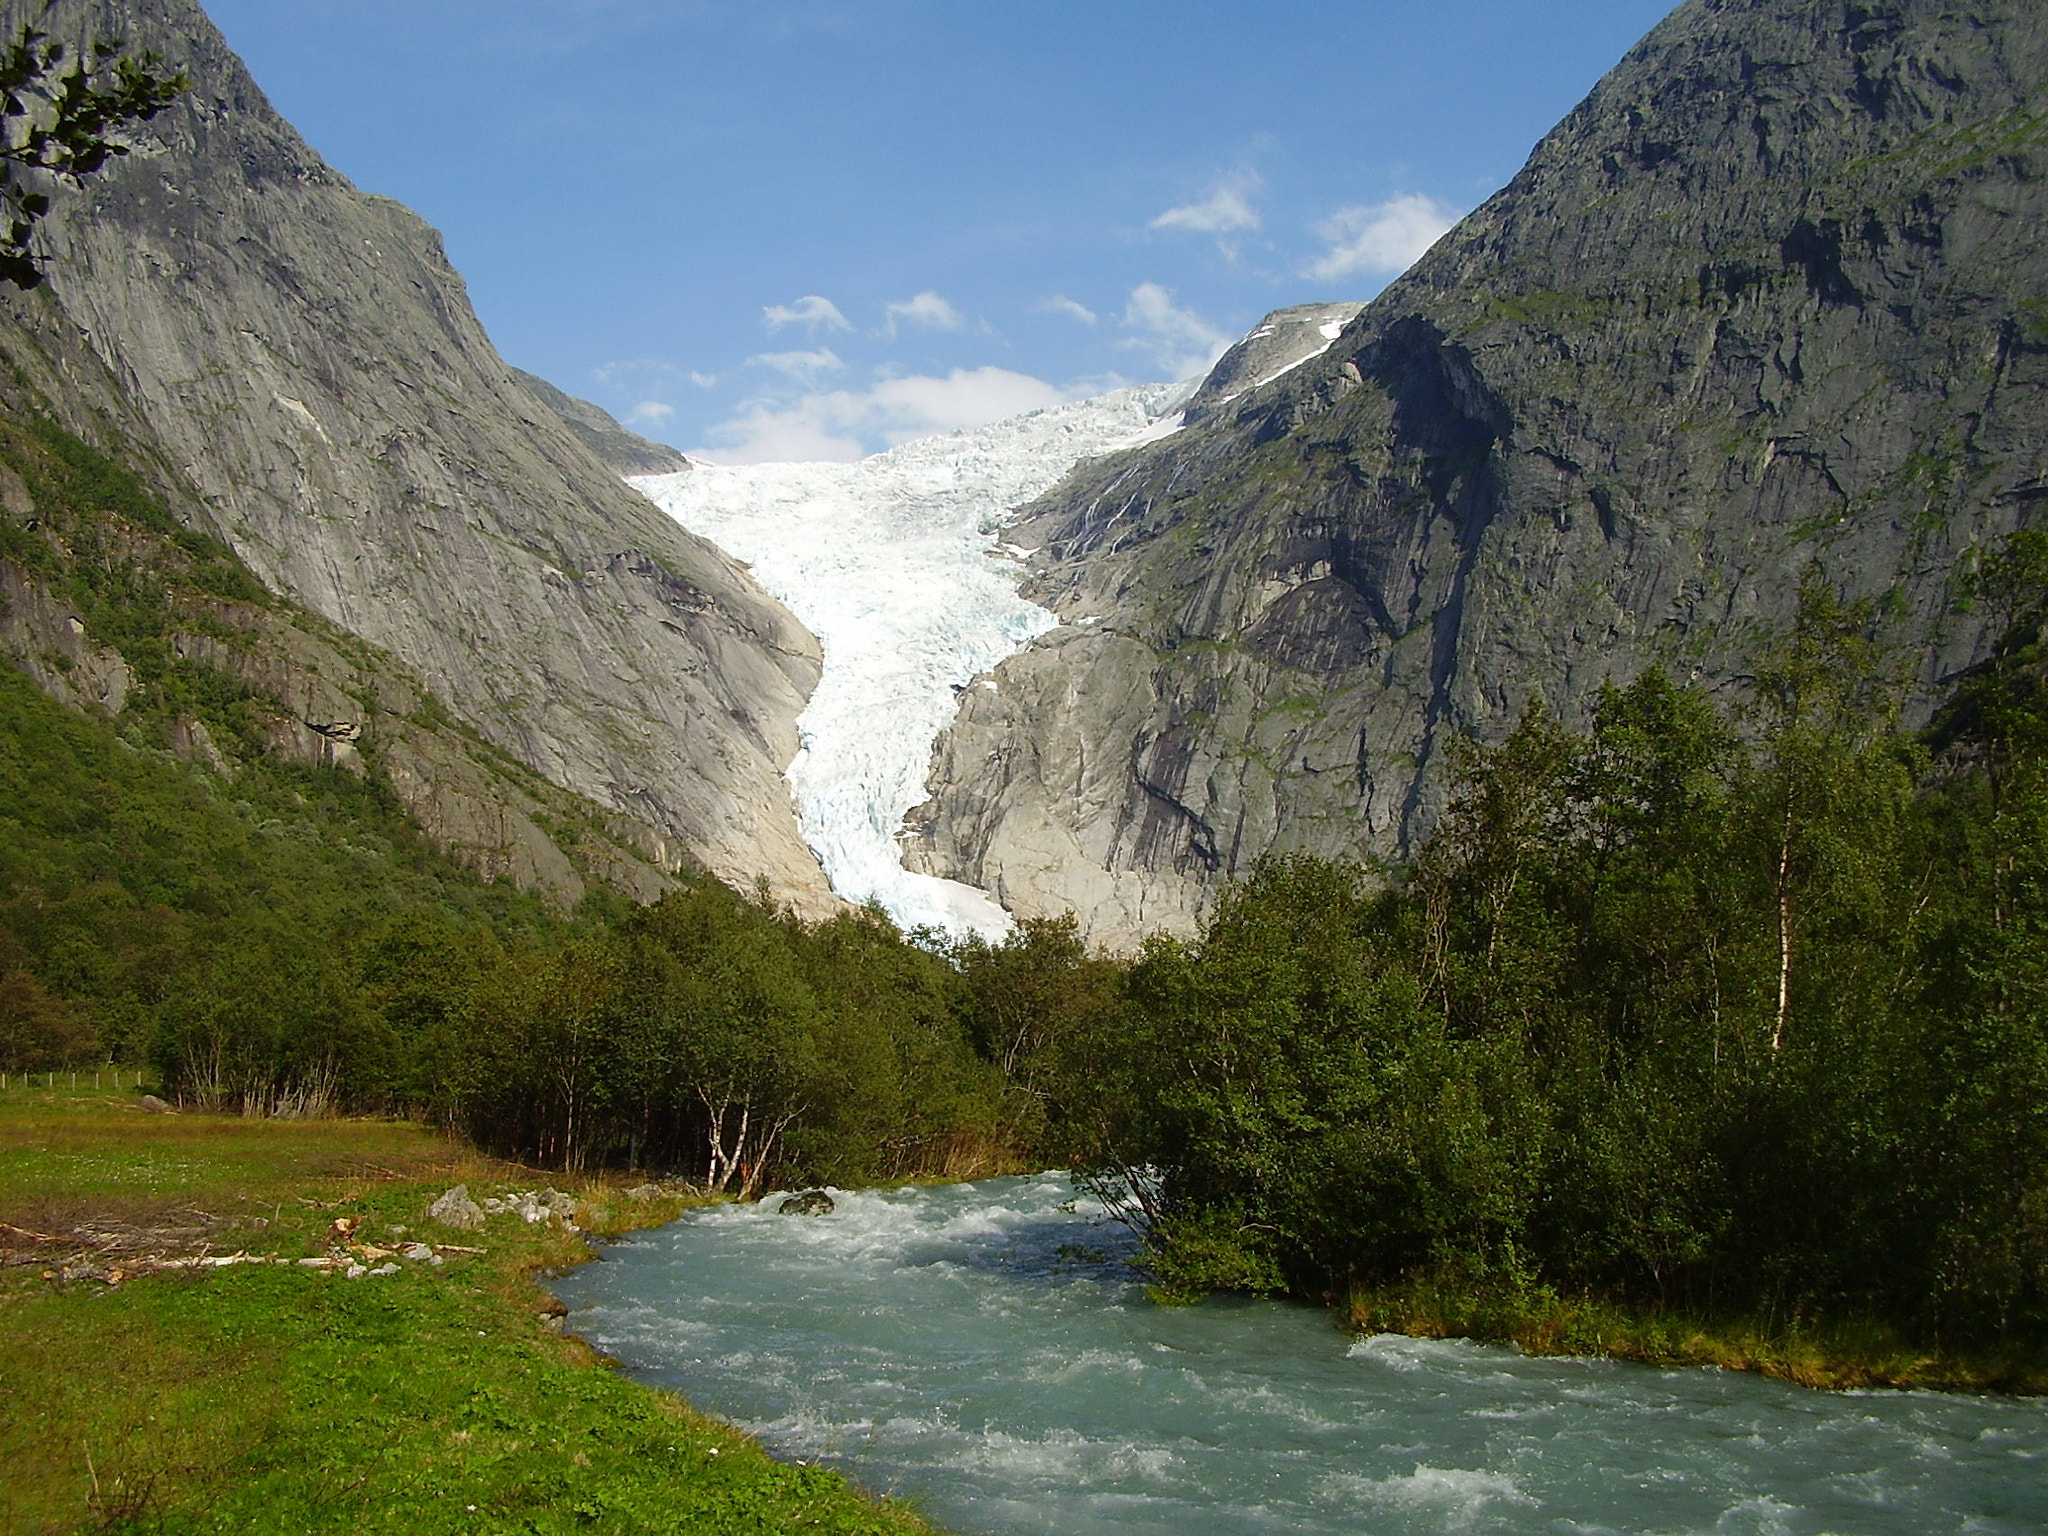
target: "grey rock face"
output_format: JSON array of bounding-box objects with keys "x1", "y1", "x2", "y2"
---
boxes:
[
  {"x1": 912, "y1": 0, "x2": 2048, "y2": 946},
  {"x1": 511, "y1": 369, "x2": 693, "y2": 477},
  {"x1": 0, "y1": 476, "x2": 682, "y2": 907},
  {"x1": 777, "y1": 1189, "x2": 836, "y2": 1216},
  {"x1": 0, "y1": 560, "x2": 133, "y2": 716},
  {"x1": 2, "y1": 0, "x2": 833, "y2": 913}
]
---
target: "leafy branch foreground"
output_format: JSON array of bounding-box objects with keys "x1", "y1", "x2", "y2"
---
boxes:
[
  {"x1": 0, "y1": 1085, "x2": 942, "y2": 1536},
  {"x1": 0, "y1": 21, "x2": 188, "y2": 288}
]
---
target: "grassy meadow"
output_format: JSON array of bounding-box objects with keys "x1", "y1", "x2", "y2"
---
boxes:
[{"x1": 0, "y1": 1082, "x2": 941, "y2": 1535}]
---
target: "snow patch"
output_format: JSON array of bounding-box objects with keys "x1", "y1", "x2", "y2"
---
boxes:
[
  {"x1": 1126, "y1": 410, "x2": 1187, "y2": 446},
  {"x1": 1253, "y1": 338, "x2": 1340, "y2": 391}
]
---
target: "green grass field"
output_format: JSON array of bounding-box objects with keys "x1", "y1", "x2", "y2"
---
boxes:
[{"x1": 0, "y1": 1085, "x2": 942, "y2": 1535}]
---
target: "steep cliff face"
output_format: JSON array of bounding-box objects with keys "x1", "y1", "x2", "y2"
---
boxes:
[
  {"x1": 0, "y1": 0, "x2": 832, "y2": 910},
  {"x1": 0, "y1": 373, "x2": 687, "y2": 908},
  {"x1": 912, "y1": 0, "x2": 2048, "y2": 944}
]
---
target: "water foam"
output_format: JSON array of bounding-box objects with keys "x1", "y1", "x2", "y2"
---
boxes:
[
  {"x1": 1324, "y1": 1465, "x2": 1538, "y2": 1528},
  {"x1": 633, "y1": 382, "x2": 1191, "y2": 937},
  {"x1": 560, "y1": 1173, "x2": 2048, "y2": 1536}
]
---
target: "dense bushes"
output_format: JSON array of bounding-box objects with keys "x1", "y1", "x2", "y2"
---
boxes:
[
  {"x1": 446, "y1": 884, "x2": 1014, "y2": 1188},
  {"x1": 9, "y1": 544, "x2": 2047, "y2": 1354},
  {"x1": 1047, "y1": 561, "x2": 2048, "y2": 1350},
  {"x1": 0, "y1": 662, "x2": 1024, "y2": 1181},
  {"x1": 0, "y1": 663, "x2": 561, "y2": 1078}
]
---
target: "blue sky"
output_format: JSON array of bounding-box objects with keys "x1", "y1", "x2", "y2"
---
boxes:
[{"x1": 202, "y1": 0, "x2": 1676, "y2": 461}]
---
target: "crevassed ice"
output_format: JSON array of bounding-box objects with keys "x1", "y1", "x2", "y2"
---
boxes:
[{"x1": 632, "y1": 380, "x2": 1192, "y2": 938}]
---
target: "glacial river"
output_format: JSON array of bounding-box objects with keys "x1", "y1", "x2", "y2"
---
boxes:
[{"x1": 554, "y1": 1174, "x2": 2048, "y2": 1535}]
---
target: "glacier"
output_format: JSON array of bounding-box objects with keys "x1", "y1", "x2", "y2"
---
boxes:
[{"x1": 632, "y1": 380, "x2": 1192, "y2": 938}]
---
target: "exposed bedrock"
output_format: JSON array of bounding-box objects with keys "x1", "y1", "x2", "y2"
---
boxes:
[
  {"x1": 909, "y1": 0, "x2": 2048, "y2": 946},
  {"x1": 2, "y1": 0, "x2": 832, "y2": 910}
]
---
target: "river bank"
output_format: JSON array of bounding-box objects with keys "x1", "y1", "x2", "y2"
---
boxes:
[
  {"x1": 14, "y1": 1086, "x2": 2039, "y2": 1536},
  {"x1": 0, "y1": 1082, "x2": 942, "y2": 1534},
  {"x1": 1343, "y1": 1276, "x2": 2048, "y2": 1396}
]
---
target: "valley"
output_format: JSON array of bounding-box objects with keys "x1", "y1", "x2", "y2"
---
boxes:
[{"x1": 1, "y1": 0, "x2": 2046, "y2": 1531}]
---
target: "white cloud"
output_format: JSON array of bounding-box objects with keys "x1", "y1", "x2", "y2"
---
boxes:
[
  {"x1": 688, "y1": 371, "x2": 719, "y2": 389},
  {"x1": 697, "y1": 405, "x2": 866, "y2": 464},
  {"x1": 591, "y1": 356, "x2": 685, "y2": 388},
  {"x1": 864, "y1": 369, "x2": 1068, "y2": 433},
  {"x1": 1305, "y1": 193, "x2": 1459, "y2": 282},
  {"x1": 1036, "y1": 294, "x2": 1097, "y2": 325},
  {"x1": 747, "y1": 347, "x2": 846, "y2": 386},
  {"x1": 1118, "y1": 282, "x2": 1232, "y2": 381},
  {"x1": 882, "y1": 290, "x2": 965, "y2": 335},
  {"x1": 1152, "y1": 174, "x2": 1261, "y2": 235},
  {"x1": 624, "y1": 400, "x2": 675, "y2": 428},
  {"x1": 763, "y1": 294, "x2": 853, "y2": 333},
  {"x1": 694, "y1": 366, "x2": 1075, "y2": 465}
]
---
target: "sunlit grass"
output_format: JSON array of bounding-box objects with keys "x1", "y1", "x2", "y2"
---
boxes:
[
  {"x1": 0, "y1": 1086, "x2": 943, "y2": 1534},
  {"x1": 1344, "y1": 1275, "x2": 2048, "y2": 1395}
]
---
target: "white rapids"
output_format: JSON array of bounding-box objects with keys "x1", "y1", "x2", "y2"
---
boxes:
[
  {"x1": 557, "y1": 1173, "x2": 2048, "y2": 1536},
  {"x1": 633, "y1": 381, "x2": 1191, "y2": 937}
]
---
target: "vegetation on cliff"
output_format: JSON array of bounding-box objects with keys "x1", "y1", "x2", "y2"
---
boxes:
[{"x1": 0, "y1": 19, "x2": 187, "y2": 288}]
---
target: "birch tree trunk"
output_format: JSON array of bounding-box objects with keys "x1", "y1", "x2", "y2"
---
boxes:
[{"x1": 1773, "y1": 795, "x2": 1795, "y2": 1056}]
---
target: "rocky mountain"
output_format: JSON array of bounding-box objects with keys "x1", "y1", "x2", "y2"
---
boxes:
[
  {"x1": 1177, "y1": 302, "x2": 1368, "y2": 428},
  {"x1": 910, "y1": 0, "x2": 2048, "y2": 943},
  {"x1": 511, "y1": 370, "x2": 692, "y2": 478},
  {"x1": 0, "y1": 0, "x2": 833, "y2": 911},
  {"x1": 0, "y1": 401, "x2": 681, "y2": 907}
]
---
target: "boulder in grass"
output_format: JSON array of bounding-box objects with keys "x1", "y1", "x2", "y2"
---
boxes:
[
  {"x1": 428, "y1": 1185, "x2": 485, "y2": 1231},
  {"x1": 778, "y1": 1189, "x2": 835, "y2": 1217}
]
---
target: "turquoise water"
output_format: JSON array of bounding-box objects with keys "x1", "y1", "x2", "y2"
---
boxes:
[{"x1": 554, "y1": 1173, "x2": 2048, "y2": 1535}]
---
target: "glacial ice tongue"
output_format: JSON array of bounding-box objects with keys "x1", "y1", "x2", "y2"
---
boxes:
[{"x1": 632, "y1": 380, "x2": 1192, "y2": 939}]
